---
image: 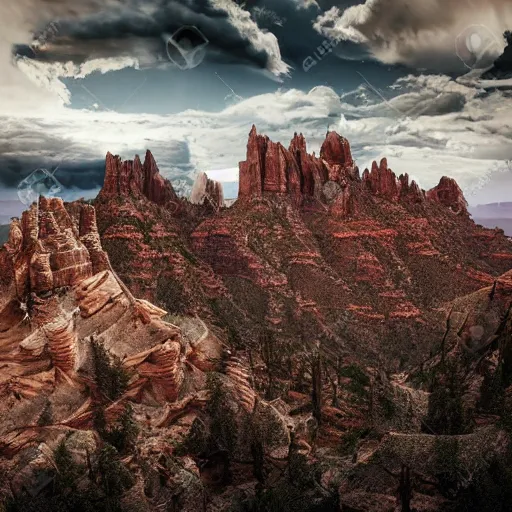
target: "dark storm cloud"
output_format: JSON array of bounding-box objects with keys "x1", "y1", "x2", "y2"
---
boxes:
[
  {"x1": 314, "y1": 0, "x2": 512, "y2": 72},
  {"x1": 0, "y1": 112, "x2": 195, "y2": 192},
  {"x1": 249, "y1": 0, "x2": 323, "y2": 62},
  {"x1": 13, "y1": 0, "x2": 292, "y2": 75},
  {"x1": 243, "y1": 0, "x2": 368, "y2": 64},
  {"x1": 0, "y1": 156, "x2": 105, "y2": 190}
]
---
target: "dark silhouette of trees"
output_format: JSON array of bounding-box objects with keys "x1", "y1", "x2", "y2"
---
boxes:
[
  {"x1": 311, "y1": 341, "x2": 323, "y2": 426},
  {"x1": 398, "y1": 465, "x2": 412, "y2": 512},
  {"x1": 425, "y1": 359, "x2": 472, "y2": 435},
  {"x1": 91, "y1": 338, "x2": 129, "y2": 401}
]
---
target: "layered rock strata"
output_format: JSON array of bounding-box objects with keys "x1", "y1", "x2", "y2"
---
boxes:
[
  {"x1": 0, "y1": 200, "x2": 223, "y2": 458},
  {"x1": 191, "y1": 128, "x2": 512, "y2": 370},
  {"x1": 238, "y1": 126, "x2": 356, "y2": 206},
  {"x1": 0, "y1": 197, "x2": 109, "y2": 311}
]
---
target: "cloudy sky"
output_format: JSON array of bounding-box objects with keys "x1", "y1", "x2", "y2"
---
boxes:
[{"x1": 1, "y1": 0, "x2": 512, "y2": 222}]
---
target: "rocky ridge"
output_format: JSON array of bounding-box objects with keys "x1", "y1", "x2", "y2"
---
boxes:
[
  {"x1": 90, "y1": 127, "x2": 512, "y2": 372},
  {"x1": 190, "y1": 127, "x2": 512, "y2": 368},
  {"x1": 94, "y1": 152, "x2": 229, "y2": 310},
  {"x1": 238, "y1": 125, "x2": 464, "y2": 215},
  {"x1": 86, "y1": 127, "x2": 512, "y2": 370}
]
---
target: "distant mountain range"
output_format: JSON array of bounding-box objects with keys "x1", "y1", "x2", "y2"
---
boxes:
[{"x1": 470, "y1": 202, "x2": 512, "y2": 236}]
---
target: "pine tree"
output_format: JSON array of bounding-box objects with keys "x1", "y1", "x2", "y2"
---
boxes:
[{"x1": 91, "y1": 339, "x2": 129, "y2": 401}]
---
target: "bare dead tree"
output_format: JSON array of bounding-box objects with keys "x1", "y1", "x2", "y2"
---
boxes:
[
  {"x1": 398, "y1": 464, "x2": 412, "y2": 512},
  {"x1": 440, "y1": 308, "x2": 453, "y2": 367},
  {"x1": 311, "y1": 340, "x2": 323, "y2": 426},
  {"x1": 324, "y1": 356, "x2": 342, "y2": 408},
  {"x1": 489, "y1": 280, "x2": 497, "y2": 301},
  {"x1": 260, "y1": 329, "x2": 277, "y2": 400}
]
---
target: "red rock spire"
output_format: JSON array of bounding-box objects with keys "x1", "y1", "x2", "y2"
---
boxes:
[
  {"x1": 238, "y1": 126, "x2": 354, "y2": 204},
  {"x1": 426, "y1": 177, "x2": 468, "y2": 214},
  {"x1": 190, "y1": 172, "x2": 225, "y2": 209},
  {"x1": 362, "y1": 158, "x2": 399, "y2": 200},
  {"x1": 99, "y1": 150, "x2": 178, "y2": 207},
  {"x1": 320, "y1": 131, "x2": 354, "y2": 168},
  {"x1": 142, "y1": 150, "x2": 179, "y2": 206},
  {"x1": 0, "y1": 197, "x2": 109, "y2": 301}
]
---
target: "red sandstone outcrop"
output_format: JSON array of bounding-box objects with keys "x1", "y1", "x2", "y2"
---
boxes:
[
  {"x1": 320, "y1": 131, "x2": 358, "y2": 181},
  {"x1": 190, "y1": 172, "x2": 224, "y2": 209},
  {"x1": 288, "y1": 132, "x2": 329, "y2": 198},
  {"x1": 238, "y1": 126, "x2": 358, "y2": 205},
  {"x1": 0, "y1": 200, "x2": 226, "y2": 458},
  {"x1": 398, "y1": 173, "x2": 424, "y2": 203},
  {"x1": 99, "y1": 150, "x2": 179, "y2": 207},
  {"x1": 320, "y1": 130, "x2": 354, "y2": 168},
  {"x1": 362, "y1": 159, "x2": 399, "y2": 200},
  {"x1": 362, "y1": 160, "x2": 423, "y2": 203},
  {"x1": 363, "y1": 158, "x2": 425, "y2": 203},
  {"x1": 238, "y1": 128, "x2": 463, "y2": 217},
  {"x1": 426, "y1": 176, "x2": 468, "y2": 214},
  {"x1": 0, "y1": 197, "x2": 109, "y2": 310}
]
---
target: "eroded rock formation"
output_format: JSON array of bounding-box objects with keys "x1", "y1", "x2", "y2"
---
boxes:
[
  {"x1": 191, "y1": 128, "x2": 512, "y2": 375},
  {"x1": 99, "y1": 150, "x2": 179, "y2": 207},
  {"x1": 190, "y1": 172, "x2": 224, "y2": 209},
  {"x1": 0, "y1": 199, "x2": 225, "y2": 460},
  {"x1": 0, "y1": 197, "x2": 109, "y2": 310},
  {"x1": 238, "y1": 127, "x2": 466, "y2": 220},
  {"x1": 362, "y1": 158, "x2": 424, "y2": 203},
  {"x1": 238, "y1": 126, "x2": 357, "y2": 205},
  {"x1": 426, "y1": 176, "x2": 468, "y2": 214},
  {"x1": 3, "y1": 127, "x2": 512, "y2": 510}
]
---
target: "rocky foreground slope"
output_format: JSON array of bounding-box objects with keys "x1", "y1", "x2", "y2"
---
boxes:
[{"x1": 2, "y1": 128, "x2": 512, "y2": 511}]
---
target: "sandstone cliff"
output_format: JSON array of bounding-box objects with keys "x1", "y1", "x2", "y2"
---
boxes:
[
  {"x1": 99, "y1": 150, "x2": 178, "y2": 207},
  {"x1": 0, "y1": 199, "x2": 299, "y2": 512},
  {"x1": 189, "y1": 171, "x2": 224, "y2": 210},
  {"x1": 0, "y1": 198, "x2": 225, "y2": 452}
]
